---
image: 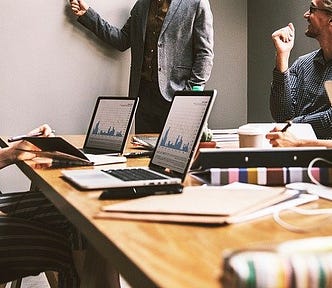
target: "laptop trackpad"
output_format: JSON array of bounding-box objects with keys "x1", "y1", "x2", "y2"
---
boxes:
[{"x1": 99, "y1": 184, "x2": 183, "y2": 200}]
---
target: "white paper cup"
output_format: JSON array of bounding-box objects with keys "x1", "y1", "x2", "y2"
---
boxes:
[{"x1": 238, "y1": 126, "x2": 265, "y2": 148}]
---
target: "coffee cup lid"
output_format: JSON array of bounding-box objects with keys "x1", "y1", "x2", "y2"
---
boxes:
[{"x1": 238, "y1": 125, "x2": 265, "y2": 135}]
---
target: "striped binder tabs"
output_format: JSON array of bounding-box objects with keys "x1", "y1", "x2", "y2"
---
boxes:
[
  {"x1": 222, "y1": 251, "x2": 332, "y2": 288},
  {"x1": 209, "y1": 167, "x2": 332, "y2": 186},
  {"x1": 222, "y1": 236, "x2": 332, "y2": 288}
]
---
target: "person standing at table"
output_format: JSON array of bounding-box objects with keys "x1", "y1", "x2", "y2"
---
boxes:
[
  {"x1": 0, "y1": 124, "x2": 81, "y2": 287},
  {"x1": 69, "y1": 0, "x2": 214, "y2": 133},
  {"x1": 270, "y1": 0, "x2": 332, "y2": 139}
]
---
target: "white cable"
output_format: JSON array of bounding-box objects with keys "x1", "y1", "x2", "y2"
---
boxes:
[
  {"x1": 273, "y1": 210, "x2": 309, "y2": 233},
  {"x1": 273, "y1": 207, "x2": 332, "y2": 233},
  {"x1": 273, "y1": 157, "x2": 332, "y2": 232},
  {"x1": 307, "y1": 157, "x2": 332, "y2": 186},
  {"x1": 290, "y1": 206, "x2": 332, "y2": 215}
]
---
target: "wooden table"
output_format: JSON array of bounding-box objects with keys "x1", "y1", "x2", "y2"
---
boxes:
[{"x1": 1, "y1": 135, "x2": 332, "y2": 288}]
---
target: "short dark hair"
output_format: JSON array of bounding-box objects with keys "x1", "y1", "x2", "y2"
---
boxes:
[{"x1": 322, "y1": 0, "x2": 332, "y2": 12}]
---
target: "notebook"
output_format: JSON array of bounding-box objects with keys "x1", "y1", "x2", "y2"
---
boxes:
[
  {"x1": 61, "y1": 90, "x2": 217, "y2": 189},
  {"x1": 22, "y1": 96, "x2": 138, "y2": 166},
  {"x1": 324, "y1": 80, "x2": 332, "y2": 106}
]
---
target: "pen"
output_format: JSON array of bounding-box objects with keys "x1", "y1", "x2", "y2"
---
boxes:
[
  {"x1": 281, "y1": 121, "x2": 292, "y2": 132},
  {"x1": 8, "y1": 130, "x2": 55, "y2": 143}
]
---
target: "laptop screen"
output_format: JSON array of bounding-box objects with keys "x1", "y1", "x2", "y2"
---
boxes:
[
  {"x1": 150, "y1": 90, "x2": 216, "y2": 178},
  {"x1": 83, "y1": 97, "x2": 138, "y2": 153}
]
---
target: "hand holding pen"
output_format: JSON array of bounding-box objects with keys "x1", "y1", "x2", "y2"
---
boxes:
[
  {"x1": 6, "y1": 124, "x2": 55, "y2": 163},
  {"x1": 8, "y1": 124, "x2": 55, "y2": 142},
  {"x1": 266, "y1": 121, "x2": 298, "y2": 147},
  {"x1": 280, "y1": 120, "x2": 292, "y2": 132}
]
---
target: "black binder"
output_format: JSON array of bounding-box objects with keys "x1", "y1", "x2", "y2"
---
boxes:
[{"x1": 191, "y1": 148, "x2": 332, "y2": 169}]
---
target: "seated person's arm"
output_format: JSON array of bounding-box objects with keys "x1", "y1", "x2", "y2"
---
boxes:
[
  {"x1": 0, "y1": 124, "x2": 54, "y2": 169},
  {"x1": 266, "y1": 129, "x2": 332, "y2": 148}
]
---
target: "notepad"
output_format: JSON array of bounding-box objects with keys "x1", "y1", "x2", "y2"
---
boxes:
[{"x1": 95, "y1": 182, "x2": 318, "y2": 224}]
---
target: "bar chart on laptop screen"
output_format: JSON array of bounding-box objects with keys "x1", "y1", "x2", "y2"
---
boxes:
[
  {"x1": 152, "y1": 96, "x2": 209, "y2": 173},
  {"x1": 86, "y1": 100, "x2": 134, "y2": 150}
]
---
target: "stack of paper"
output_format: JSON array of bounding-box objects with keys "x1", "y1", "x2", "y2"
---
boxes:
[{"x1": 211, "y1": 129, "x2": 239, "y2": 142}]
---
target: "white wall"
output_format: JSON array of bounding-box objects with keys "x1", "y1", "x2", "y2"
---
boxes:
[
  {"x1": 207, "y1": 0, "x2": 247, "y2": 129},
  {"x1": 0, "y1": 0, "x2": 247, "y2": 191},
  {"x1": 1, "y1": 0, "x2": 134, "y2": 136}
]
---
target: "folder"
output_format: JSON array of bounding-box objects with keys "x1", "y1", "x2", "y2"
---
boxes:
[{"x1": 95, "y1": 183, "x2": 318, "y2": 225}]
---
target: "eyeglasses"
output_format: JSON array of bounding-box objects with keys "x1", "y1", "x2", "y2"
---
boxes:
[{"x1": 309, "y1": 4, "x2": 332, "y2": 14}]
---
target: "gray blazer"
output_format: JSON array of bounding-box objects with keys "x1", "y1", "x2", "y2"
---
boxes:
[{"x1": 78, "y1": 0, "x2": 214, "y2": 101}]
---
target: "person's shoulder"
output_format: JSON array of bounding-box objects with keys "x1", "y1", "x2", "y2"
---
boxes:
[
  {"x1": 195, "y1": 0, "x2": 213, "y2": 10},
  {"x1": 197, "y1": 0, "x2": 211, "y2": 4},
  {"x1": 298, "y1": 49, "x2": 321, "y2": 61},
  {"x1": 185, "y1": 0, "x2": 211, "y2": 5},
  {"x1": 133, "y1": 0, "x2": 148, "y2": 5},
  {"x1": 292, "y1": 49, "x2": 321, "y2": 68},
  {"x1": 131, "y1": 0, "x2": 148, "y2": 11}
]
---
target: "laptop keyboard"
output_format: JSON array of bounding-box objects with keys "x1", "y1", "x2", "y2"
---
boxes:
[{"x1": 102, "y1": 168, "x2": 168, "y2": 181}]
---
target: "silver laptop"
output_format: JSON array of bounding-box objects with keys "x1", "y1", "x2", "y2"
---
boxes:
[
  {"x1": 81, "y1": 96, "x2": 139, "y2": 155},
  {"x1": 23, "y1": 96, "x2": 139, "y2": 166},
  {"x1": 61, "y1": 90, "x2": 217, "y2": 189}
]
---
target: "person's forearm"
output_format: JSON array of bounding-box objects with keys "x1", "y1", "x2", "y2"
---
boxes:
[
  {"x1": 0, "y1": 147, "x2": 15, "y2": 169},
  {"x1": 293, "y1": 109, "x2": 332, "y2": 139},
  {"x1": 270, "y1": 69, "x2": 294, "y2": 122},
  {"x1": 275, "y1": 51, "x2": 290, "y2": 73},
  {"x1": 299, "y1": 139, "x2": 332, "y2": 148},
  {"x1": 78, "y1": 8, "x2": 130, "y2": 51}
]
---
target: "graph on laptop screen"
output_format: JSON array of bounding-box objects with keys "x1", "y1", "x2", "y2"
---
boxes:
[
  {"x1": 85, "y1": 98, "x2": 135, "y2": 150},
  {"x1": 152, "y1": 96, "x2": 210, "y2": 173}
]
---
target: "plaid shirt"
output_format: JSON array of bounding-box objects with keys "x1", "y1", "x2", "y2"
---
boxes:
[{"x1": 270, "y1": 49, "x2": 332, "y2": 139}]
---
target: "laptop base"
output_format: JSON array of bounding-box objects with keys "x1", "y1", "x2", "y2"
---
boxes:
[{"x1": 99, "y1": 184, "x2": 183, "y2": 200}]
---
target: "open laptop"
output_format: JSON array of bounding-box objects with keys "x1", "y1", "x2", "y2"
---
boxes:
[
  {"x1": 81, "y1": 96, "x2": 139, "y2": 155},
  {"x1": 21, "y1": 96, "x2": 139, "y2": 166},
  {"x1": 61, "y1": 90, "x2": 217, "y2": 189}
]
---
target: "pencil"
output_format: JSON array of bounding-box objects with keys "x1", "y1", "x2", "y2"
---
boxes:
[
  {"x1": 281, "y1": 121, "x2": 292, "y2": 132},
  {"x1": 8, "y1": 130, "x2": 56, "y2": 142}
]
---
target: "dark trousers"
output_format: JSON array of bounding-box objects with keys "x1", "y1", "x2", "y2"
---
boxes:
[
  {"x1": 135, "y1": 79, "x2": 171, "y2": 134},
  {"x1": 0, "y1": 191, "x2": 81, "y2": 287}
]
